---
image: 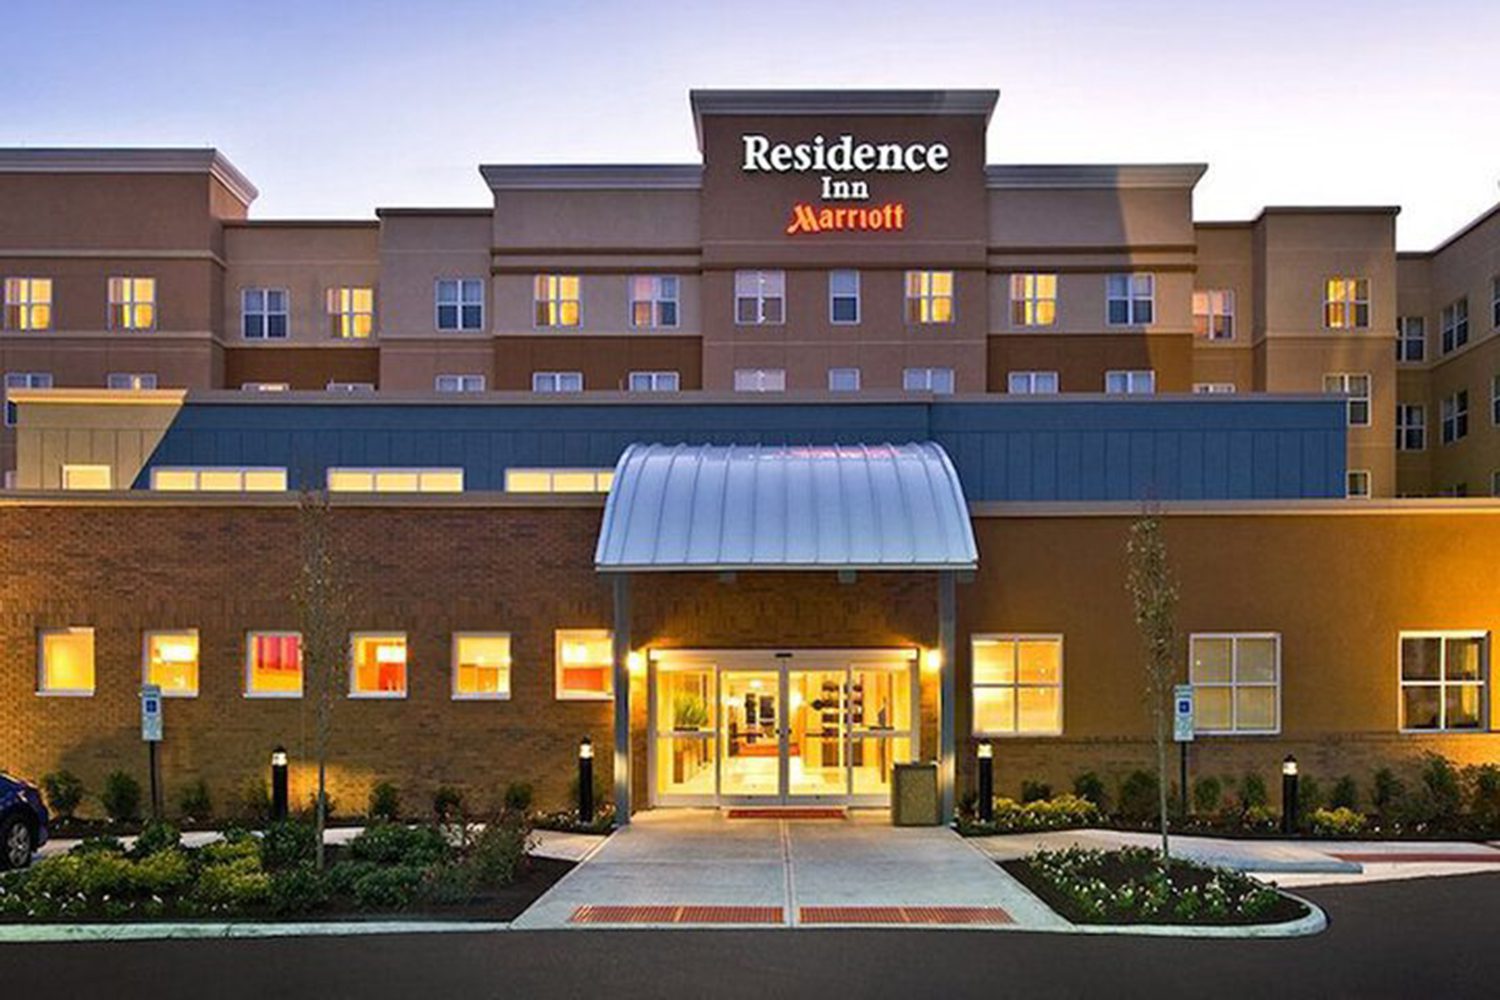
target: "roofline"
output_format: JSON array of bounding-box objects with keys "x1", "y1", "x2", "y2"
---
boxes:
[
  {"x1": 1406, "y1": 198, "x2": 1500, "y2": 258},
  {"x1": 0, "y1": 491, "x2": 608, "y2": 510},
  {"x1": 970, "y1": 498, "x2": 1500, "y2": 518},
  {"x1": 375, "y1": 207, "x2": 492, "y2": 218},
  {"x1": 690, "y1": 89, "x2": 1000, "y2": 152},
  {"x1": 0, "y1": 148, "x2": 258, "y2": 205},
  {"x1": 597, "y1": 561, "x2": 978, "y2": 573},
  {"x1": 1255, "y1": 205, "x2": 1401, "y2": 219},
  {"x1": 986, "y1": 164, "x2": 1207, "y2": 190},
  {"x1": 480, "y1": 164, "x2": 703, "y2": 191},
  {"x1": 222, "y1": 218, "x2": 377, "y2": 229}
]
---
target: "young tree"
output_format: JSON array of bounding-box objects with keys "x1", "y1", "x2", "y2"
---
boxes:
[
  {"x1": 1125, "y1": 504, "x2": 1179, "y2": 860},
  {"x1": 292, "y1": 489, "x2": 353, "y2": 870}
]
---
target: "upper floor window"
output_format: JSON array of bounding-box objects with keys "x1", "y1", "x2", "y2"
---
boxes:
[
  {"x1": 903, "y1": 367, "x2": 955, "y2": 394},
  {"x1": 1323, "y1": 373, "x2": 1371, "y2": 426},
  {"x1": 504, "y1": 468, "x2": 614, "y2": 493},
  {"x1": 327, "y1": 467, "x2": 463, "y2": 493},
  {"x1": 436, "y1": 278, "x2": 484, "y2": 332},
  {"x1": 828, "y1": 367, "x2": 861, "y2": 392},
  {"x1": 1010, "y1": 274, "x2": 1057, "y2": 327},
  {"x1": 108, "y1": 277, "x2": 156, "y2": 330},
  {"x1": 144, "y1": 630, "x2": 199, "y2": 698},
  {"x1": 905, "y1": 270, "x2": 954, "y2": 324},
  {"x1": 151, "y1": 467, "x2": 288, "y2": 492},
  {"x1": 733, "y1": 368, "x2": 786, "y2": 392},
  {"x1": 734, "y1": 270, "x2": 784, "y2": 325},
  {"x1": 1189, "y1": 633, "x2": 1280, "y2": 734},
  {"x1": 627, "y1": 370, "x2": 679, "y2": 392},
  {"x1": 629, "y1": 276, "x2": 679, "y2": 329},
  {"x1": 1324, "y1": 277, "x2": 1369, "y2": 329},
  {"x1": 1400, "y1": 632, "x2": 1487, "y2": 732},
  {"x1": 1106, "y1": 274, "x2": 1154, "y2": 326},
  {"x1": 3, "y1": 277, "x2": 52, "y2": 331},
  {"x1": 327, "y1": 286, "x2": 374, "y2": 339},
  {"x1": 534, "y1": 274, "x2": 581, "y2": 327},
  {"x1": 1493, "y1": 374, "x2": 1500, "y2": 426},
  {"x1": 1441, "y1": 298, "x2": 1469, "y2": 354},
  {"x1": 1105, "y1": 370, "x2": 1155, "y2": 395},
  {"x1": 1192, "y1": 289, "x2": 1235, "y2": 340},
  {"x1": 1396, "y1": 404, "x2": 1426, "y2": 452},
  {"x1": 4, "y1": 371, "x2": 51, "y2": 426},
  {"x1": 241, "y1": 382, "x2": 289, "y2": 392},
  {"x1": 1493, "y1": 276, "x2": 1500, "y2": 329},
  {"x1": 107, "y1": 372, "x2": 157, "y2": 390},
  {"x1": 61, "y1": 464, "x2": 111, "y2": 490},
  {"x1": 1397, "y1": 316, "x2": 1425, "y2": 362},
  {"x1": 1346, "y1": 470, "x2": 1371, "y2": 498},
  {"x1": 326, "y1": 381, "x2": 374, "y2": 394},
  {"x1": 1193, "y1": 382, "x2": 1236, "y2": 394},
  {"x1": 971, "y1": 635, "x2": 1063, "y2": 736},
  {"x1": 39, "y1": 627, "x2": 95, "y2": 696},
  {"x1": 246, "y1": 631, "x2": 302, "y2": 698},
  {"x1": 350, "y1": 633, "x2": 408, "y2": 698},
  {"x1": 533, "y1": 371, "x2": 583, "y2": 393},
  {"x1": 1441, "y1": 390, "x2": 1469, "y2": 444},
  {"x1": 829, "y1": 270, "x2": 860, "y2": 324},
  {"x1": 1007, "y1": 370, "x2": 1059, "y2": 394},
  {"x1": 242, "y1": 288, "x2": 289, "y2": 339},
  {"x1": 435, "y1": 374, "x2": 485, "y2": 393}
]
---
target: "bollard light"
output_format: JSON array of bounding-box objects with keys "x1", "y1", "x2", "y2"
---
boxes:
[
  {"x1": 1281, "y1": 754, "x2": 1299, "y2": 835},
  {"x1": 578, "y1": 737, "x2": 595, "y2": 824},
  {"x1": 270, "y1": 745, "x2": 289, "y2": 822},
  {"x1": 977, "y1": 740, "x2": 994, "y2": 823}
]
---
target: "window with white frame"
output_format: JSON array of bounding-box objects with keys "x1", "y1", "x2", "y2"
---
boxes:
[
  {"x1": 39, "y1": 627, "x2": 95, "y2": 695},
  {"x1": 327, "y1": 468, "x2": 463, "y2": 492},
  {"x1": 1105, "y1": 370, "x2": 1155, "y2": 395},
  {"x1": 326, "y1": 381, "x2": 374, "y2": 394},
  {"x1": 1493, "y1": 276, "x2": 1500, "y2": 329},
  {"x1": 1441, "y1": 298, "x2": 1469, "y2": 354},
  {"x1": 350, "y1": 633, "x2": 408, "y2": 698},
  {"x1": 1010, "y1": 274, "x2": 1057, "y2": 327},
  {"x1": 829, "y1": 270, "x2": 860, "y2": 324},
  {"x1": 1346, "y1": 470, "x2": 1371, "y2": 498},
  {"x1": 533, "y1": 371, "x2": 583, "y2": 393},
  {"x1": 151, "y1": 467, "x2": 287, "y2": 492},
  {"x1": 1324, "y1": 277, "x2": 1369, "y2": 329},
  {"x1": 1441, "y1": 390, "x2": 1469, "y2": 444},
  {"x1": 627, "y1": 370, "x2": 680, "y2": 392},
  {"x1": 327, "y1": 286, "x2": 374, "y2": 339},
  {"x1": 504, "y1": 468, "x2": 614, "y2": 493},
  {"x1": 555, "y1": 629, "x2": 613, "y2": 700},
  {"x1": 241, "y1": 382, "x2": 289, "y2": 392},
  {"x1": 435, "y1": 373, "x2": 485, "y2": 393},
  {"x1": 533, "y1": 275, "x2": 580, "y2": 327},
  {"x1": 106, "y1": 372, "x2": 157, "y2": 390},
  {"x1": 436, "y1": 278, "x2": 484, "y2": 332},
  {"x1": 903, "y1": 366, "x2": 955, "y2": 394},
  {"x1": 733, "y1": 368, "x2": 786, "y2": 392},
  {"x1": 1397, "y1": 316, "x2": 1425, "y2": 362},
  {"x1": 4, "y1": 277, "x2": 52, "y2": 331},
  {"x1": 827, "y1": 367, "x2": 861, "y2": 392},
  {"x1": 629, "y1": 275, "x2": 679, "y2": 329},
  {"x1": 1396, "y1": 404, "x2": 1426, "y2": 451},
  {"x1": 1007, "y1": 370, "x2": 1059, "y2": 394},
  {"x1": 1192, "y1": 289, "x2": 1235, "y2": 340},
  {"x1": 61, "y1": 464, "x2": 111, "y2": 490},
  {"x1": 242, "y1": 288, "x2": 289, "y2": 339},
  {"x1": 904, "y1": 270, "x2": 954, "y2": 324},
  {"x1": 246, "y1": 631, "x2": 302, "y2": 698},
  {"x1": 734, "y1": 270, "x2": 784, "y2": 325},
  {"x1": 1492, "y1": 470, "x2": 1500, "y2": 498},
  {"x1": 1492, "y1": 374, "x2": 1500, "y2": 426},
  {"x1": 453, "y1": 633, "x2": 511, "y2": 700},
  {"x1": 144, "y1": 630, "x2": 199, "y2": 697},
  {"x1": 1189, "y1": 633, "x2": 1280, "y2": 734},
  {"x1": 1193, "y1": 382, "x2": 1237, "y2": 394},
  {"x1": 108, "y1": 276, "x2": 156, "y2": 330},
  {"x1": 1106, "y1": 274, "x2": 1154, "y2": 325},
  {"x1": 4, "y1": 371, "x2": 51, "y2": 426},
  {"x1": 1400, "y1": 632, "x2": 1488, "y2": 731},
  {"x1": 971, "y1": 635, "x2": 1063, "y2": 735},
  {"x1": 1323, "y1": 373, "x2": 1371, "y2": 426}
]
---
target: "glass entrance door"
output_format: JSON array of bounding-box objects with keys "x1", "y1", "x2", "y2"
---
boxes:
[
  {"x1": 720, "y1": 668, "x2": 782, "y2": 800},
  {"x1": 787, "y1": 668, "x2": 850, "y2": 799}
]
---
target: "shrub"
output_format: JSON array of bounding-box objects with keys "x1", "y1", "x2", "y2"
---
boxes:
[
  {"x1": 41, "y1": 770, "x2": 85, "y2": 821},
  {"x1": 128, "y1": 820, "x2": 181, "y2": 859},
  {"x1": 1296, "y1": 775, "x2": 1323, "y2": 817},
  {"x1": 199, "y1": 835, "x2": 260, "y2": 866},
  {"x1": 306, "y1": 790, "x2": 336, "y2": 820},
  {"x1": 467, "y1": 817, "x2": 532, "y2": 886},
  {"x1": 368, "y1": 781, "x2": 402, "y2": 823},
  {"x1": 348, "y1": 823, "x2": 451, "y2": 867},
  {"x1": 1117, "y1": 770, "x2": 1158, "y2": 823},
  {"x1": 269, "y1": 864, "x2": 330, "y2": 916},
  {"x1": 503, "y1": 782, "x2": 535, "y2": 816},
  {"x1": 1238, "y1": 773, "x2": 1268, "y2": 811},
  {"x1": 100, "y1": 771, "x2": 142, "y2": 824},
  {"x1": 1419, "y1": 754, "x2": 1462, "y2": 821},
  {"x1": 1020, "y1": 780, "x2": 1052, "y2": 804},
  {"x1": 1072, "y1": 772, "x2": 1106, "y2": 810},
  {"x1": 432, "y1": 786, "x2": 464, "y2": 823},
  {"x1": 260, "y1": 820, "x2": 318, "y2": 871},
  {"x1": 175, "y1": 779, "x2": 213, "y2": 822},
  {"x1": 239, "y1": 777, "x2": 271, "y2": 824},
  {"x1": 191, "y1": 856, "x2": 270, "y2": 909},
  {"x1": 130, "y1": 848, "x2": 193, "y2": 895},
  {"x1": 350, "y1": 864, "x2": 426, "y2": 910},
  {"x1": 326, "y1": 860, "x2": 380, "y2": 897},
  {"x1": 1469, "y1": 765, "x2": 1500, "y2": 828},
  {"x1": 72, "y1": 835, "x2": 125, "y2": 856},
  {"x1": 1329, "y1": 775, "x2": 1359, "y2": 811},
  {"x1": 1240, "y1": 804, "x2": 1278, "y2": 832},
  {"x1": 1372, "y1": 767, "x2": 1406, "y2": 818},
  {"x1": 1191, "y1": 776, "x2": 1222, "y2": 816},
  {"x1": 1310, "y1": 806, "x2": 1368, "y2": 837}
]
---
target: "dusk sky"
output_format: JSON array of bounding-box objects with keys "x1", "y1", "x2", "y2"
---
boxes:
[{"x1": 3, "y1": 0, "x2": 1497, "y2": 248}]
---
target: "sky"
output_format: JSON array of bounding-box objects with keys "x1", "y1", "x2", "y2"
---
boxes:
[{"x1": 2, "y1": 0, "x2": 1498, "y2": 249}]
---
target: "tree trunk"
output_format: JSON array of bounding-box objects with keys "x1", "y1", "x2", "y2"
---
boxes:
[
  {"x1": 1156, "y1": 705, "x2": 1171, "y2": 862},
  {"x1": 316, "y1": 758, "x2": 327, "y2": 871}
]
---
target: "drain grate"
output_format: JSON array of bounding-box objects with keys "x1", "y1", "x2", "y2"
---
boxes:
[
  {"x1": 570, "y1": 905, "x2": 785, "y2": 925},
  {"x1": 799, "y1": 905, "x2": 1012, "y2": 925}
]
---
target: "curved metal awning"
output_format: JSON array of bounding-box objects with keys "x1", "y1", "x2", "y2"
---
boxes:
[{"x1": 595, "y1": 442, "x2": 978, "y2": 572}]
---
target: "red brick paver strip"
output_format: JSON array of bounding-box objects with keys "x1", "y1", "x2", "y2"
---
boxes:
[
  {"x1": 800, "y1": 906, "x2": 1012, "y2": 925},
  {"x1": 569, "y1": 905, "x2": 784, "y2": 925}
]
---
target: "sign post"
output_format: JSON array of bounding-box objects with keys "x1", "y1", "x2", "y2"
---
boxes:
[
  {"x1": 141, "y1": 684, "x2": 163, "y2": 820},
  {"x1": 1173, "y1": 685, "x2": 1194, "y2": 818}
]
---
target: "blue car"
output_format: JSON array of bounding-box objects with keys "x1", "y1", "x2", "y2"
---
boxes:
[{"x1": 0, "y1": 773, "x2": 49, "y2": 869}]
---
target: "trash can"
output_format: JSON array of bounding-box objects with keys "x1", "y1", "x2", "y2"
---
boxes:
[{"x1": 891, "y1": 762, "x2": 940, "y2": 826}]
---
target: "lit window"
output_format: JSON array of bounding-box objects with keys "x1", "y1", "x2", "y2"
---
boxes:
[
  {"x1": 436, "y1": 278, "x2": 484, "y2": 331},
  {"x1": 903, "y1": 367, "x2": 955, "y2": 394},
  {"x1": 1007, "y1": 371, "x2": 1058, "y2": 394},
  {"x1": 1106, "y1": 274, "x2": 1154, "y2": 325},
  {"x1": 61, "y1": 464, "x2": 111, "y2": 490},
  {"x1": 533, "y1": 371, "x2": 583, "y2": 393},
  {"x1": 1346, "y1": 470, "x2": 1371, "y2": 498},
  {"x1": 503, "y1": 468, "x2": 613, "y2": 493},
  {"x1": 1192, "y1": 289, "x2": 1235, "y2": 340},
  {"x1": 971, "y1": 635, "x2": 1063, "y2": 736},
  {"x1": 350, "y1": 633, "x2": 408, "y2": 698},
  {"x1": 1322, "y1": 373, "x2": 1371, "y2": 426},
  {"x1": 828, "y1": 367, "x2": 861, "y2": 392},
  {"x1": 4, "y1": 278, "x2": 52, "y2": 331},
  {"x1": 630, "y1": 276, "x2": 679, "y2": 329},
  {"x1": 435, "y1": 374, "x2": 485, "y2": 393},
  {"x1": 1440, "y1": 299, "x2": 1469, "y2": 354},
  {"x1": 555, "y1": 629, "x2": 613, "y2": 700},
  {"x1": 534, "y1": 274, "x2": 581, "y2": 327},
  {"x1": 1396, "y1": 404, "x2": 1425, "y2": 452},
  {"x1": 326, "y1": 468, "x2": 463, "y2": 492},
  {"x1": 1193, "y1": 382, "x2": 1236, "y2": 394},
  {"x1": 242, "y1": 288, "x2": 289, "y2": 339},
  {"x1": 1397, "y1": 316, "x2": 1425, "y2": 362},
  {"x1": 1324, "y1": 277, "x2": 1370, "y2": 329},
  {"x1": 1189, "y1": 634, "x2": 1280, "y2": 734},
  {"x1": 5, "y1": 371, "x2": 52, "y2": 426},
  {"x1": 453, "y1": 633, "x2": 511, "y2": 700},
  {"x1": 905, "y1": 270, "x2": 954, "y2": 324},
  {"x1": 327, "y1": 287, "x2": 374, "y2": 339},
  {"x1": 246, "y1": 631, "x2": 302, "y2": 698},
  {"x1": 1441, "y1": 390, "x2": 1469, "y2": 444},
  {"x1": 241, "y1": 382, "x2": 289, "y2": 392},
  {"x1": 144, "y1": 630, "x2": 199, "y2": 697},
  {"x1": 734, "y1": 270, "x2": 784, "y2": 325},
  {"x1": 106, "y1": 373, "x2": 157, "y2": 390},
  {"x1": 628, "y1": 371, "x2": 680, "y2": 392},
  {"x1": 326, "y1": 381, "x2": 374, "y2": 394},
  {"x1": 829, "y1": 270, "x2": 860, "y2": 324},
  {"x1": 38, "y1": 628, "x2": 95, "y2": 696},
  {"x1": 1010, "y1": 274, "x2": 1057, "y2": 327},
  {"x1": 733, "y1": 368, "x2": 786, "y2": 392},
  {"x1": 150, "y1": 467, "x2": 287, "y2": 492},
  {"x1": 1105, "y1": 370, "x2": 1155, "y2": 395},
  {"x1": 108, "y1": 277, "x2": 156, "y2": 330},
  {"x1": 1400, "y1": 632, "x2": 1488, "y2": 731}
]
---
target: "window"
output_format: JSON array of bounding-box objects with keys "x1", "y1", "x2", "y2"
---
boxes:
[
  {"x1": 453, "y1": 633, "x2": 512, "y2": 700},
  {"x1": 630, "y1": 276, "x2": 679, "y2": 328},
  {"x1": 436, "y1": 278, "x2": 484, "y2": 331},
  {"x1": 5, "y1": 372, "x2": 52, "y2": 426},
  {"x1": 1441, "y1": 391, "x2": 1469, "y2": 444},
  {"x1": 556, "y1": 629, "x2": 613, "y2": 700},
  {"x1": 327, "y1": 468, "x2": 463, "y2": 493},
  {"x1": 61, "y1": 465, "x2": 111, "y2": 490},
  {"x1": 1007, "y1": 371, "x2": 1059, "y2": 394},
  {"x1": 106, "y1": 373, "x2": 157, "y2": 390},
  {"x1": 4, "y1": 277, "x2": 52, "y2": 330},
  {"x1": 242, "y1": 288, "x2": 289, "y2": 339},
  {"x1": 628, "y1": 370, "x2": 680, "y2": 392},
  {"x1": 828, "y1": 367, "x2": 861, "y2": 392},
  {"x1": 1397, "y1": 316, "x2": 1425, "y2": 362},
  {"x1": 533, "y1": 371, "x2": 583, "y2": 393},
  {"x1": 1193, "y1": 382, "x2": 1237, "y2": 394},
  {"x1": 436, "y1": 374, "x2": 485, "y2": 393},
  {"x1": 151, "y1": 467, "x2": 288, "y2": 492},
  {"x1": 829, "y1": 270, "x2": 860, "y2": 324},
  {"x1": 1189, "y1": 634, "x2": 1280, "y2": 734},
  {"x1": 246, "y1": 631, "x2": 302, "y2": 698},
  {"x1": 1493, "y1": 374, "x2": 1500, "y2": 426},
  {"x1": 1492, "y1": 470, "x2": 1500, "y2": 498},
  {"x1": 534, "y1": 274, "x2": 581, "y2": 327},
  {"x1": 1106, "y1": 274, "x2": 1154, "y2": 325},
  {"x1": 1400, "y1": 632, "x2": 1488, "y2": 731},
  {"x1": 1323, "y1": 373, "x2": 1371, "y2": 426},
  {"x1": 327, "y1": 287, "x2": 374, "y2": 339},
  {"x1": 1396, "y1": 404, "x2": 1426, "y2": 451},
  {"x1": 241, "y1": 382, "x2": 289, "y2": 392},
  {"x1": 733, "y1": 368, "x2": 786, "y2": 392},
  {"x1": 734, "y1": 270, "x2": 784, "y2": 325},
  {"x1": 1192, "y1": 289, "x2": 1235, "y2": 340},
  {"x1": 903, "y1": 367, "x2": 955, "y2": 394},
  {"x1": 1346, "y1": 470, "x2": 1371, "y2": 498},
  {"x1": 1493, "y1": 277, "x2": 1500, "y2": 329},
  {"x1": 505, "y1": 468, "x2": 614, "y2": 493},
  {"x1": 38, "y1": 628, "x2": 94, "y2": 696},
  {"x1": 144, "y1": 630, "x2": 199, "y2": 697},
  {"x1": 108, "y1": 277, "x2": 156, "y2": 330},
  {"x1": 350, "y1": 633, "x2": 408, "y2": 698},
  {"x1": 1440, "y1": 298, "x2": 1469, "y2": 354},
  {"x1": 326, "y1": 381, "x2": 373, "y2": 394},
  {"x1": 1324, "y1": 277, "x2": 1369, "y2": 329},
  {"x1": 905, "y1": 270, "x2": 954, "y2": 324},
  {"x1": 1010, "y1": 274, "x2": 1057, "y2": 327},
  {"x1": 1105, "y1": 370, "x2": 1155, "y2": 395},
  {"x1": 971, "y1": 635, "x2": 1063, "y2": 735}
]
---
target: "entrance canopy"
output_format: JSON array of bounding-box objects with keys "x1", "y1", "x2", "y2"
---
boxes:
[{"x1": 595, "y1": 442, "x2": 978, "y2": 572}]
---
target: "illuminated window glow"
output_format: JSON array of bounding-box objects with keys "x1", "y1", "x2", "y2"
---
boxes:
[
  {"x1": 534, "y1": 274, "x2": 581, "y2": 327},
  {"x1": 1190, "y1": 634, "x2": 1280, "y2": 733},
  {"x1": 504, "y1": 468, "x2": 613, "y2": 493},
  {"x1": 1324, "y1": 277, "x2": 1370, "y2": 329},
  {"x1": 151, "y1": 467, "x2": 287, "y2": 492},
  {"x1": 1400, "y1": 632, "x2": 1488, "y2": 732},
  {"x1": 144, "y1": 630, "x2": 199, "y2": 697},
  {"x1": 246, "y1": 631, "x2": 302, "y2": 697},
  {"x1": 61, "y1": 464, "x2": 112, "y2": 490},
  {"x1": 905, "y1": 270, "x2": 954, "y2": 324},
  {"x1": 327, "y1": 286, "x2": 374, "y2": 339},
  {"x1": 39, "y1": 627, "x2": 95, "y2": 696},
  {"x1": 106, "y1": 373, "x2": 157, "y2": 390},
  {"x1": 452, "y1": 633, "x2": 511, "y2": 700},
  {"x1": 972, "y1": 635, "x2": 1062, "y2": 735},
  {"x1": 4, "y1": 278, "x2": 52, "y2": 331},
  {"x1": 555, "y1": 629, "x2": 613, "y2": 700},
  {"x1": 108, "y1": 277, "x2": 156, "y2": 330},
  {"x1": 630, "y1": 275, "x2": 679, "y2": 328},
  {"x1": 1193, "y1": 289, "x2": 1235, "y2": 340},
  {"x1": 1010, "y1": 274, "x2": 1056, "y2": 327},
  {"x1": 326, "y1": 468, "x2": 463, "y2": 493},
  {"x1": 350, "y1": 633, "x2": 408, "y2": 698}
]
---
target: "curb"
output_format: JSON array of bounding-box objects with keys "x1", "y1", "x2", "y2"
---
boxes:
[{"x1": 0, "y1": 920, "x2": 510, "y2": 944}]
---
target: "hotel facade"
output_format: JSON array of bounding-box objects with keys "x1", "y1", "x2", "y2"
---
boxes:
[{"x1": 1, "y1": 91, "x2": 1497, "y2": 822}]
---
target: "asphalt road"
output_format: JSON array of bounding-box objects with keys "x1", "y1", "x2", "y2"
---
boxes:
[{"x1": 1, "y1": 872, "x2": 1495, "y2": 999}]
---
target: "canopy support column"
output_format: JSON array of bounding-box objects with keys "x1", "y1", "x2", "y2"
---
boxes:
[
  {"x1": 611, "y1": 573, "x2": 632, "y2": 825},
  {"x1": 938, "y1": 569, "x2": 957, "y2": 824}
]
